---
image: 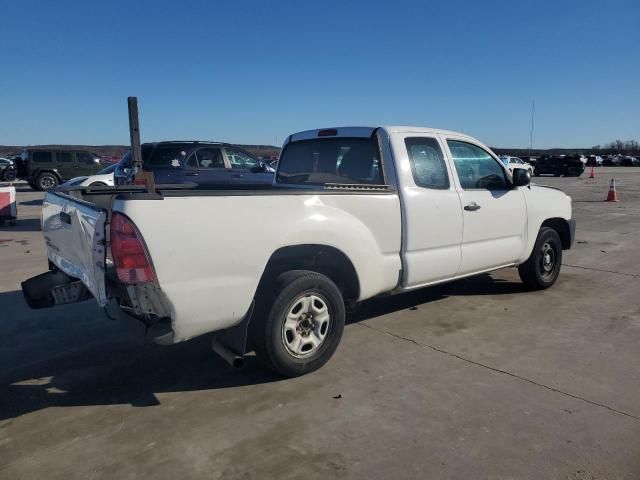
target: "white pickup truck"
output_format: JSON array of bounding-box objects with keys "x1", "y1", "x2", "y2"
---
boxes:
[{"x1": 22, "y1": 126, "x2": 575, "y2": 377}]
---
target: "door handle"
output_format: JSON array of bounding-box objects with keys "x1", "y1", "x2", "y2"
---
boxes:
[
  {"x1": 464, "y1": 202, "x2": 481, "y2": 211},
  {"x1": 185, "y1": 172, "x2": 199, "y2": 176},
  {"x1": 232, "y1": 174, "x2": 244, "y2": 178}
]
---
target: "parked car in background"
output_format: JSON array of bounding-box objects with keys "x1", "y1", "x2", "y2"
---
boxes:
[
  {"x1": 603, "y1": 155, "x2": 622, "y2": 166},
  {"x1": 60, "y1": 162, "x2": 119, "y2": 189},
  {"x1": 500, "y1": 156, "x2": 534, "y2": 175},
  {"x1": 24, "y1": 125, "x2": 575, "y2": 377},
  {"x1": 15, "y1": 148, "x2": 102, "y2": 190},
  {"x1": 620, "y1": 156, "x2": 639, "y2": 166},
  {"x1": 115, "y1": 141, "x2": 274, "y2": 186},
  {"x1": 533, "y1": 155, "x2": 585, "y2": 177},
  {"x1": 0, "y1": 157, "x2": 17, "y2": 181},
  {"x1": 586, "y1": 155, "x2": 604, "y2": 166}
]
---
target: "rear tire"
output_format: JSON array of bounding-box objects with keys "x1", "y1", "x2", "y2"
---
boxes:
[
  {"x1": 253, "y1": 270, "x2": 345, "y2": 377},
  {"x1": 35, "y1": 172, "x2": 58, "y2": 191},
  {"x1": 518, "y1": 227, "x2": 563, "y2": 290}
]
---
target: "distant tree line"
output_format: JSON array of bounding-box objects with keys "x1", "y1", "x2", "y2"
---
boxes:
[{"x1": 590, "y1": 140, "x2": 640, "y2": 155}]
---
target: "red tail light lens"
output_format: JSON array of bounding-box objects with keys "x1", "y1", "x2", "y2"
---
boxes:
[{"x1": 110, "y1": 213, "x2": 155, "y2": 284}]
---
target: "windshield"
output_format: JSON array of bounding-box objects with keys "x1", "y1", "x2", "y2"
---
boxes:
[{"x1": 277, "y1": 137, "x2": 382, "y2": 185}]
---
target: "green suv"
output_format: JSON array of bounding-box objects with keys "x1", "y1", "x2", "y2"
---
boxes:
[{"x1": 16, "y1": 148, "x2": 103, "y2": 190}]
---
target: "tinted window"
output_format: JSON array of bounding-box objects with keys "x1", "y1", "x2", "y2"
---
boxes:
[
  {"x1": 448, "y1": 140, "x2": 508, "y2": 190},
  {"x1": 226, "y1": 149, "x2": 258, "y2": 170},
  {"x1": 76, "y1": 152, "x2": 97, "y2": 164},
  {"x1": 405, "y1": 137, "x2": 449, "y2": 189},
  {"x1": 146, "y1": 147, "x2": 188, "y2": 167},
  {"x1": 58, "y1": 152, "x2": 73, "y2": 162},
  {"x1": 32, "y1": 151, "x2": 53, "y2": 163},
  {"x1": 277, "y1": 137, "x2": 381, "y2": 185}
]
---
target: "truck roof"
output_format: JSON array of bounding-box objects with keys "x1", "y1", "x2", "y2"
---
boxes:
[{"x1": 287, "y1": 126, "x2": 476, "y2": 143}]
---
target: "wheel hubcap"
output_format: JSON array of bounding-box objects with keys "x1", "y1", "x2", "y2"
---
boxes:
[
  {"x1": 282, "y1": 294, "x2": 331, "y2": 358},
  {"x1": 540, "y1": 242, "x2": 556, "y2": 275},
  {"x1": 41, "y1": 177, "x2": 55, "y2": 189}
]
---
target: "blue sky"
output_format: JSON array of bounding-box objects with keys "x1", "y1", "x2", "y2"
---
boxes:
[{"x1": 1, "y1": 0, "x2": 638, "y2": 148}]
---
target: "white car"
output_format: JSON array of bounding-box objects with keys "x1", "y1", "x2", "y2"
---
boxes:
[
  {"x1": 24, "y1": 126, "x2": 575, "y2": 377},
  {"x1": 62, "y1": 162, "x2": 118, "y2": 187},
  {"x1": 500, "y1": 155, "x2": 534, "y2": 175}
]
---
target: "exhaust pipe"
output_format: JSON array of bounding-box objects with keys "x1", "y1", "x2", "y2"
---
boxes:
[{"x1": 211, "y1": 338, "x2": 245, "y2": 369}]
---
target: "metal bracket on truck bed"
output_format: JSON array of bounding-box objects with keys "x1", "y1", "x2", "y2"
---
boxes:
[{"x1": 22, "y1": 270, "x2": 93, "y2": 309}]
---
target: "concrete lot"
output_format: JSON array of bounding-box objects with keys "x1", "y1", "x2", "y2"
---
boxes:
[{"x1": 1, "y1": 168, "x2": 639, "y2": 479}]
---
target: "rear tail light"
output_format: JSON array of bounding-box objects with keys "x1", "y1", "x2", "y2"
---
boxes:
[{"x1": 110, "y1": 213, "x2": 155, "y2": 284}]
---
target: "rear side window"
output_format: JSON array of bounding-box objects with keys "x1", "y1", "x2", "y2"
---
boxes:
[
  {"x1": 447, "y1": 140, "x2": 508, "y2": 190},
  {"x1": 32, "y1": 151, "x2": 53, "y2": 163},
  {"x1": 58, "y1": 152, "x2": 73, "y2": 162},
  {"x1": 76, "y1": 152, "x2": 96, "y2": 164},
  {"x1": 405, "y1": 137, "x2": 449, "y2": 189},
  {"x1": 146, "y1": 147, "x2": 188, "y2": 168},
  {"x1": 277, "y1": 137, "x2": 382, "y2": 185}
]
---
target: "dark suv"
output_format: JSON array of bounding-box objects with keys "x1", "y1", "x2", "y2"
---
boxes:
[
  {"x1": 114, "y1": 141, "x2": 274, "y2": 186},
  {"x1": 533, "y1": 155, "x2": 585, "y2": 177},
  {"x1": 16, "y1": 148, "x2": 103, "y2": 190}
]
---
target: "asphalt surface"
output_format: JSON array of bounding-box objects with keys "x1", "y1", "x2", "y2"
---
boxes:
[{"x1": 1, "y1": 169, "x2": 639, "y2": 479}]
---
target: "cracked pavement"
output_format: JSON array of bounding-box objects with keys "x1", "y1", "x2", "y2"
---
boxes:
[{"x1": 1, "y1": 169, "x2": 640, "y2": 479}]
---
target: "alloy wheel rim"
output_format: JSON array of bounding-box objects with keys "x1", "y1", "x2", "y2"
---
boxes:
[
  {"x1": 281, "y1": 294, "x2": 331, "y2": 358},
  {"x1": 540, "y1": 242, "x2": 556, "y2": 278},
  {"x1": 41, "y1": 176, "x2": 55, "y2": 189}
]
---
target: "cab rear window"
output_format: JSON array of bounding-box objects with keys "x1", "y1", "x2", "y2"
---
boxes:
[{"x1": 276, "y1": 137, "x2": 382, "y2": 185}]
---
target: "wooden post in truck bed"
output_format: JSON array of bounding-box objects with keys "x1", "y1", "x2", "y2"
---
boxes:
[{"x1": 127, "y1": 96, "x2": 155, "y2": 192}]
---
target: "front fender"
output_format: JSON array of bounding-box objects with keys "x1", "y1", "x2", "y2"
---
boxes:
[{"x1": 521, "y1": 184, "x2": 573, "y2": 261}]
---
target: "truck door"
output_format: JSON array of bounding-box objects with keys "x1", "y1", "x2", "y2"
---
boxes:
[
  {"x1": 444, "y1": 138, "x2": 526, "y2": 275},
  {"x1": 395, "y1": 135, "x2": 463, "y2": 287}
]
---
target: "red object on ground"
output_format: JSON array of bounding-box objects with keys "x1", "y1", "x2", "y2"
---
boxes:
[
  {"x1": 606, "y1": 178, "x2": 619, "y2": 202},
  {"x1": 0, "y1": 186, "x2": 17, "y2": 222},
  {"x1": 589, "y1": 165, "x2": 595, "y2": 179}
]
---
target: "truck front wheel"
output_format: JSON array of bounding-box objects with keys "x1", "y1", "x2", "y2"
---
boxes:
[
  {"x1": 253, "y1": 270, "x2": 345, "y2": 377},
  {"x1": 518, "y1": 227, "x2": 563, "y2": 290}
]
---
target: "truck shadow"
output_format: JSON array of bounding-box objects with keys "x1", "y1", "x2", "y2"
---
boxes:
[
  {"x1": 0, "y1": 274, "x2": 524, "y2": 419},
  {"x1": 0, "y1": 218, "x2": 41, "y2": 232}
]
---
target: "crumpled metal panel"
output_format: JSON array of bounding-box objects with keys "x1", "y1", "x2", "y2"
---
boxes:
[{"x1": 42, "y1": 192, "x2": 108, "y2": 306}]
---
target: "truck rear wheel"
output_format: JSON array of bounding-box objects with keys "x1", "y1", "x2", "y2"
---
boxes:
[
  {"x1": 518, "y1": 227, "x2": 562, "y2": 290},
  {"x1": 253, "y1": 270, "x2": 345, "y2": 377}
]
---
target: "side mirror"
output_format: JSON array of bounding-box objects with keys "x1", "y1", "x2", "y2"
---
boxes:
[{"x1": 512, "y1": 168, "x2": 531, "y2": 187}]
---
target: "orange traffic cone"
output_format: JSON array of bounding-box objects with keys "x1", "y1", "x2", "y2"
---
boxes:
[
  {"x1": 589, "y1": 165, "x2": 595, "y2": 179},
  {"x1": 605, "y1": 178, "x2": 619, "y2": 202}
]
